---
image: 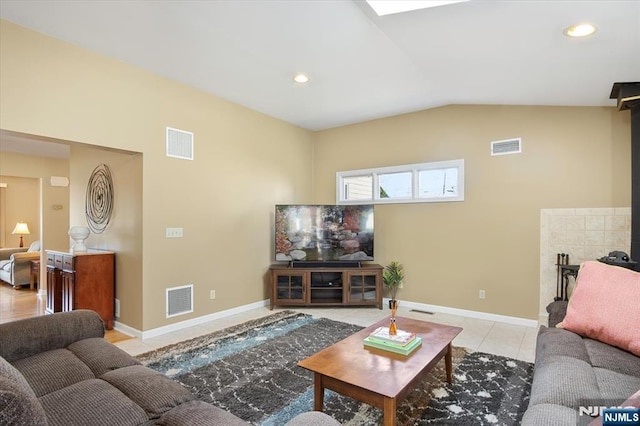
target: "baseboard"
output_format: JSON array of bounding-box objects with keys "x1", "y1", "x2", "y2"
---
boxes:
[
  {"x1": 114, "y1": 299, "x2": 270, "y2": 340},
  {"x1": 114, "y1": 297, "x2": 539, "y2": 340},
  {"x1": 388, "y1": 298, "x2": 539, "y2": 328},
  {"x1": 113, "y1": 321, "x2": 141, "y2": 339}
]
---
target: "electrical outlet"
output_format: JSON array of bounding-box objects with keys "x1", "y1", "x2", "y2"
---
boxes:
[
  {"x1": 210, "y1": 290, "x2": 216, "y2": 300},
  {"x1": 165, "y1": 227, "x2": 184, "y2": 238},
  {"x1": 115, "y1": 298, "x2": 120, "y2": 317},
  {"x1": 479, "y1": 290, "x2": 486, "y2": 299}
]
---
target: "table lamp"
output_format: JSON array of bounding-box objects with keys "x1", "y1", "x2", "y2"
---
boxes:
[{"x1": 12, "y1": 222, "x2": 30, "y2": 248}]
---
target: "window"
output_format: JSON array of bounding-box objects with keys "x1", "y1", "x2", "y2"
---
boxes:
[
  {"x1": 343, "y1": 175, "x2": 372, "y2": 200},
  {"x1": 418, "y1": 167, "x2": 459, "y2": 198},
  {"x1": 379, "y1": 171, "x2": 412, "y2": 199},
  {"x1": 337, "y1": 159, "x2": 464, "y2": 204}
]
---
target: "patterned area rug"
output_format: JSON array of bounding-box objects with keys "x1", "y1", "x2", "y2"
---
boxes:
[{"x1": 137, "y1": 311, "x2": 533, "y2": 425}]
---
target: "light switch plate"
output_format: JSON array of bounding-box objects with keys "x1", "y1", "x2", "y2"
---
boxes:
[{"x1": 166, "y1": 227, "x2": 184, "y2": 238}]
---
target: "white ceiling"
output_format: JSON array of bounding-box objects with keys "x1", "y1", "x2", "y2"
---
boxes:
[{"x1": 1, "y1": 0, "x2": 639, "y2": 134}]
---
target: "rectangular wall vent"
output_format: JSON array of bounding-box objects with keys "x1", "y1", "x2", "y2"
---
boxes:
[
  {"x1": 491, "y1": 138, "x2": 522, "y2": 156},
  {"x1": 166, "y1": 284, "x2": 193, "y2": 318},
  {"x1": 166, "y1": 127, "x2": 194, "y2": 160}
]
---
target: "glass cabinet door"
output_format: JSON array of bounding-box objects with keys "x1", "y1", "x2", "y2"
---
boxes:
[
  {"x1": 275, "y1": 273, "x2": 305, "y2": 303},
  {"x1": 348, "y1": 272, "x2": 378, "y2": 303}
]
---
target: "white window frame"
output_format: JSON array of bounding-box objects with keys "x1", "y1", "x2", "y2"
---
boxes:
[{"x1": 336, "y1": 159, "x2": 464, "y2": 205}]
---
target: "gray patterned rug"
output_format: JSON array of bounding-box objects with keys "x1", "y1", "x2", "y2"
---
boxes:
[{"x1": 137, "y1": 311, "x2": 533, "y2": 425}]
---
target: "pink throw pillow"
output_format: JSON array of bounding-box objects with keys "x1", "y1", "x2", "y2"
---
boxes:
[{"x1": 557, "y1": 260, "x2": 640, "y2": 356}]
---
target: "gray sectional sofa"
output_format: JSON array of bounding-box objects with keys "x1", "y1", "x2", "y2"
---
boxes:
[
  {"x1": 521, "y1": 301, "x2": 640, "y2": 426},
  {"x1": 0, "y1": 310, "x2": 339, "y2": 426}
]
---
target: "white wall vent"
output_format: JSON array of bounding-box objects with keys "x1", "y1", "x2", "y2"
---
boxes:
[
  {"x1": 166, "y1": 284, "x2": 193, "y2": 318},
  {"x1": 50, "y1": 176, "x2": 69, "y2": 187},
  {"x1": 491, "y1": 138, "x2": 522, "y2": 156},
  {"x1": 166, "y1": 127, "x2": 194, "y2": 160}
]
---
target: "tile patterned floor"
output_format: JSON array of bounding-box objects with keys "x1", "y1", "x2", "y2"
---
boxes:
[{"x1": 114, "y1": 305, "x2": 538, "y2": 363}]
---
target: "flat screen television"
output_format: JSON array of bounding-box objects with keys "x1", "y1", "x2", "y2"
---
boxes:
[{"x1": 275, "y1": 204, "x2": 374, "y2": 263}]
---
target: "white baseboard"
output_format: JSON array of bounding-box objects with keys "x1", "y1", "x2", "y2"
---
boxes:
[
  {"x1": 388, "y1": 298, "x2": 539, "y2": 328},
  {"x1": 113, "y1": 321, "x2": 142, "y2": 339},
  {"x1": 114, "y1": 299, "x2": 270, "y2": 340},
  {"x1": 114, "y1": 297, "x2": 539, "y2": 340}
]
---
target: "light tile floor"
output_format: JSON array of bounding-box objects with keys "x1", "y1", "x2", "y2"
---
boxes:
[{"x1": 114, "y1": 305, "x2": 538, "y2": 363}]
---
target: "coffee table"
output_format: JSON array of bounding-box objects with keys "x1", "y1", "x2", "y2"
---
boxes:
[{"x1": 298, "y1": 316, "x2": 463, "y2": 426}]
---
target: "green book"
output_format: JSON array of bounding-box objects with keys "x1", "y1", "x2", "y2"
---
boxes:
[{"x1": 363, "y1": 336, "x2": 422, "y2": 356}]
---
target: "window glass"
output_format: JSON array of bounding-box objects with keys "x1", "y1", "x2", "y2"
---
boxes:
[
  {"x1": 343, "y1": 175, "x2": 372, "y2": 201},
  {"x1": 379, "y1": 172, "x2": 412, "y2": 199},
  {"x1": 418, "y1": 167, "x2": 458, "y2": 198}
]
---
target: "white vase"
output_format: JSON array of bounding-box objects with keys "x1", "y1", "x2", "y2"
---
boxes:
[{"x1": 69, "y1": 226, "x2": 91, "y2": 253}]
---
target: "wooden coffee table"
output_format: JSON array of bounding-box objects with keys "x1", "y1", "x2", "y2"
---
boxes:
[{"x1": 298, "y1": 316, "x2": 463, "y2": 426}]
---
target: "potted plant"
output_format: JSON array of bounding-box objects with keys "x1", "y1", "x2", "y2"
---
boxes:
[
  {"x1": 383, "y1": 260, "x2": 404, "y2": 305},
  {"x1": 383, "y1": 261, "x2": 404, "y2": 334}
]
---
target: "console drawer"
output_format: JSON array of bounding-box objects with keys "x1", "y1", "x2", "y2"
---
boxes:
[
  {"x1": 54, "y1": 254, "x2": 64, "y2": 269},
  {"x1": 62, "y1": 255, "x2": 74, "y2": 272}
]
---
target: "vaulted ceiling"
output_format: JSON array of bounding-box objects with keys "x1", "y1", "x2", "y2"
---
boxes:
[{"x1": 1, "y1": 0, "x2": 639, "y2": 133}]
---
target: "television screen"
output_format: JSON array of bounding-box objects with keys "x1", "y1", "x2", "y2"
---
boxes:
[{"x1": 275, "y1": 204, "x2": 374, "y2": 262}]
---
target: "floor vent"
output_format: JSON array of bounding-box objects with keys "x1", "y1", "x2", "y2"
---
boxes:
[
  {"x1": 166, "y1": 284, "x2": 193, "y2": 318},
  {"x1": 410, "y1": 309, "x2": 435, "y2": 315},
  {"x1": 166, "y1": 127, "x2": 194, "y2": 160},
  {"x1": 491, "y1": 138, "x2": 522, "y2": 156}
]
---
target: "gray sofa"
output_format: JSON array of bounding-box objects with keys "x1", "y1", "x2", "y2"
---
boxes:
[
  {"x1": 0, "y1": 310, "x2": 339, "y2": 426},
  {"x1": 521, "y1": 301, "x2": 640, "y2": 426}
]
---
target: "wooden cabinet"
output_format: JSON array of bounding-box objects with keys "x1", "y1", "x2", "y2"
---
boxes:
[
  {"x1": 46, "y1": 261, "x2": 61, "y2": 314},
  {"x1": 46, "y1": 250, "x2": 115, "y2": 329},
  {"x1": 61, "y1": 270, "x2": 75, "y2": 313},
  {"x1": 273, "y1": 271, "x2": 306, "y2": 306},
  {"x1": 270, "y1": 264, "x2": 382, "y2": 310},
  {"x1": 347, "y1": 270, "x2": 380, "y2": 304}
]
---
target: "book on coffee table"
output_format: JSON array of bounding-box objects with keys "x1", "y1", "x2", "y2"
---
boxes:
[
  {"x1": 367, "y1": 326, "x2": 416, "y2": 346},
  {"x1": 363, "y1": 336, "x2": 422, "y2": 356}
]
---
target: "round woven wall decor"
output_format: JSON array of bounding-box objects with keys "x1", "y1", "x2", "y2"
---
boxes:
[{"x1": 85, "y1": 163, "x2": 114, "y2": 234}]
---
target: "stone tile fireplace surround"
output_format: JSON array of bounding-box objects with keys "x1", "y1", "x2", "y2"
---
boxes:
[{"x1": 539, "y1": 207, "x2": 631, "y2": 324}]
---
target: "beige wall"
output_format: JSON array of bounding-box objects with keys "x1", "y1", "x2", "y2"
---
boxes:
[
  {"x1": 69, "y1": 145, "x2": 143, "y2": 328},
  {"x1": 0, "y1": 151, "x2": 69, "y2": 252},
  {"x1": 0, "y1": 20, "x2": 314, "y2": 330},
  {"x1": 0, "y1": 175, "x2": 39, "y2": 248},
  {"x1": 313, "y1": 105, "x2": 631, "y2": 319},
  {"x1": 1, "y1": 19, "x2": 632, "y2": 325}
]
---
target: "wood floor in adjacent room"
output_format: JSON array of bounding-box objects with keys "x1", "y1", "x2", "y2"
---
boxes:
[{"x1": 0, "y1": 283, "x2": 132, "y2": 344}]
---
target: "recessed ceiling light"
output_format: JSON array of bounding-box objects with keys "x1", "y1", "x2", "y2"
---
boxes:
[
  {"x1": 366, "y1": 0, "x2": 470, "y2": 16},
  {"x1": 293, "y1": 73, "x2": 310, "y2": 84},
  {"x1": 564, "y1": 23, "x2": 597, "y2": 38}
]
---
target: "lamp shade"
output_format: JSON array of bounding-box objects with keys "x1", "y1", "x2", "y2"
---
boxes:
[{"x1": 12, "y1": 222, "x2": 30, "y2": 235}]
